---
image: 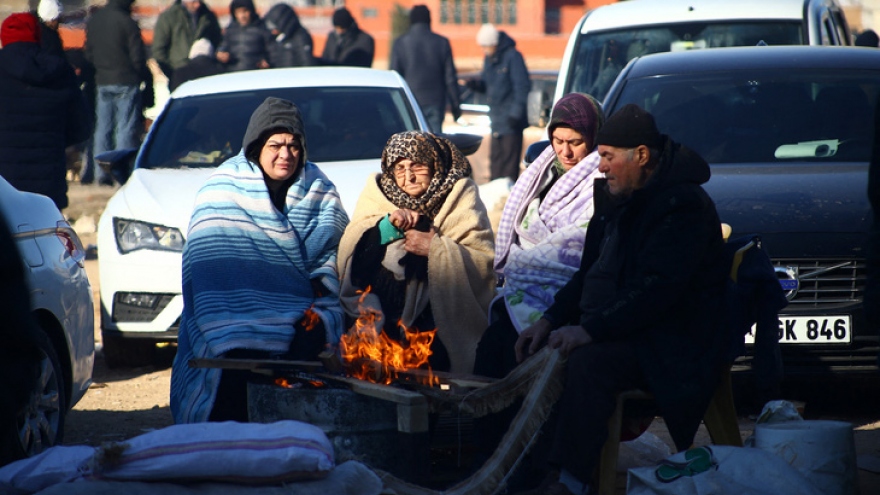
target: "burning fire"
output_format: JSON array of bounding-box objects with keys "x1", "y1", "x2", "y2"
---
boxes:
[
  {"x1": 340, "y1": 287, "x2": 439, "y2": 386},
  {"x1": 301, "y1": 306, "x2": 320, "y2": 331}
]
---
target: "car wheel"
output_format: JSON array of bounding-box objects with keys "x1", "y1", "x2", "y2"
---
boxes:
[
  {"x1": 0, "y1": 329, "x2": 66, "y2": 465},
  {"x1": 101, "y1": 330, "x2": 156, "y2": 369}
]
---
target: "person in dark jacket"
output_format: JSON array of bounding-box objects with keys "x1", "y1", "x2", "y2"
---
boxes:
[
  {"x1": 466, "y1": 23, "x2": 530, "y2": 182},
  {"x1": 866, "y1": 98, "x2": 880, "y2": 364},
  {"x1": 85, "y1": 0, "x2": 151, "y2": 186},
  {"x1": 390, "y1": 5, "x2": 461, "y2": 133},
  {"x1": 152, "y1": 0, "x2": 222, "y2": 85},
  {"x1": 169, "y1": 37, "x2": 225, "y2": 92},
  {"x1": 216, "y1": 0, "x2": 272, "y2": 72},
  {"x1": 35, "y1": 0, "x2": 64, "y2": 57},
  {"x1": 514, "y1": 105, "x2": 729, "y2": 494},
  {"x1": 263, "y1": 3, "x2": 315, "y2": 68},
  {"x1": 0, "y1": 12, "x2": 92, "y2": 210},
  {"x1": 320, "y1": 7, "x2": 373, "y2": 68}
]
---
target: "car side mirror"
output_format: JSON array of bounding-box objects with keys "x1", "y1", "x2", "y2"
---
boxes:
[
  {"x1": 527, "y1": 89, "x2": 551, "y2": 127},
  {"x1": 96, "y1": 148, "x2": 138, "y2": 185},
  {"x1": 438, "y1": 132, "x2": 483, "y2": 157},
  {"x1": 523, "y1": 140, "x2": 550, "y2": 168}
]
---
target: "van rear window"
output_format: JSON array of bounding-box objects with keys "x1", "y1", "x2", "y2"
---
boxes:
[{"x1": 567, "y1": 22, "x2": 803, "y2": 100}]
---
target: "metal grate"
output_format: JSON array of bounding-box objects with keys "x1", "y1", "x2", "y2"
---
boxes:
[{"x1": 772, "y1": 258, "x2": 865, "y2": 307}]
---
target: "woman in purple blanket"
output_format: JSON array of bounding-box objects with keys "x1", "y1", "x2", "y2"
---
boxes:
[{"x1": 471, "y1": 93, "x2": 604, "y2": 473}]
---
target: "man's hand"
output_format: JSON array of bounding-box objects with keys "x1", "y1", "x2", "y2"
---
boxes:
[
  {"x1": 256, "y1": 59, "x2": 270, "y2": 69},
  {"x1": 216, "y1": 51, "x2": 230, "y2": 64},
  {"x1": 389, "y1": 208, "x2": 420, "y2": 231},
  {"x1": 547, "y1": 325, "x2": 593, "y2": 356},
  {"x1": 515, "y1": 318, "x2": 552, "y2": 363},
  {"x1": 403, "y1": 226, "x2": 436, "y2": 257}
]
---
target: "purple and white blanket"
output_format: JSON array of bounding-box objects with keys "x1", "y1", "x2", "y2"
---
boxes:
[{"x1": 493, "y1": 144, "x2": 602, "y2": 332}]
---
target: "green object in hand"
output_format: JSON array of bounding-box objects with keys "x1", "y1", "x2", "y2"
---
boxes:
[{"x1": 379, "y1": 214, "x2": 405, "y2": 245}]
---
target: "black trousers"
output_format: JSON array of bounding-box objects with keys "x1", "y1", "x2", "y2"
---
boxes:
[
  {"x1": 490, "y1": 131, "x2": 524, "y2": 182},
  {"x1": 549, "y1": 340, "x2": 648, "y2": 484}
]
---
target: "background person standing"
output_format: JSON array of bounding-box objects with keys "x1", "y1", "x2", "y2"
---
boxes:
[
  {"x1": 35, "y1": 0, "x2": 64, "y2": 57},
  {"x1": 169, "y1": 38, "x2": 225, "y2": 92},
  {"x1": 465, "y1": 23, "x2": 530, "y2": 182},
  {"x1": 390, "y1": 4, "x2": 461, "y2": 133},
  {"x1": 0, "y1": 12, "x2": 92, "y2": 210},
  {"x1": 216, "y1": 0, "x2": 272, "y2": 72},
  {"x1": 152, "y1": 0, "x2": 222, "y2": 86},
  {"x1": 264, "y1": 2, "x2": 316, "y2": 68},
  {"x1": 320, "y1": 7, "x2": 373, "y2": 67},
  {"x1": 85, "y1": 0, "x2": 151, "y2": 186}
]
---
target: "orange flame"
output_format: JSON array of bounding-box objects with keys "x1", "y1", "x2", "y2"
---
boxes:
[
  {"x1": 339, "y1": 287, "x2": 439, "y2": 386},
  {"x1": 302, "y1": 306, "x2": 320, "y2": 331}
]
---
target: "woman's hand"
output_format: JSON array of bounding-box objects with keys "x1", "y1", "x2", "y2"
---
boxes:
[
  {"x1": 515, "y1": 318, "x2": 552, "y2": 363},
  {"x1": 389, "y1": 208, "x2": 420, "y2": 231},
  {"x1": 547, "y1": 325, "x2": 593, "y2": 356},
  {"x1": 403, "y1": 226, "x2": 436, "y2": 257}
]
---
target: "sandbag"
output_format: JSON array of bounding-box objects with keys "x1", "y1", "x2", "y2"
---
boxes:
[
  {"x1": 91, "y1": 421, "x2": 334, "y2": 483},
  {"x1": 32, "y1": 460, "x2": 381, "y2": 495}
]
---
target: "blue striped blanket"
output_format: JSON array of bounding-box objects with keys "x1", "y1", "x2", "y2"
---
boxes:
[{"x1": 171, "y1": 152, "x2": 348, "y2": 424}]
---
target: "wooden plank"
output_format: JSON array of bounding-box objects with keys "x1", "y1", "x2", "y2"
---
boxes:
[
  {"x1": 397, "y1": 402, "x2": 430, "y2": 433},
  {"x1": 189, "y1": 357, "x2": 323, "y2": 371},
  {"x1": 312, "y1": 372, "x2": 427, "y2": 406}
]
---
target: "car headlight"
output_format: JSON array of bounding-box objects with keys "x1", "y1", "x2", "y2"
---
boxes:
[{"x1": 114, "y1": 217, "x2": 185, "y2": 254}]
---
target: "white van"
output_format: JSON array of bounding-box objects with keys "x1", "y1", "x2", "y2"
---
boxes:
[{"x1": 553, "y1": 0, "x2": 852, "y2": 103}]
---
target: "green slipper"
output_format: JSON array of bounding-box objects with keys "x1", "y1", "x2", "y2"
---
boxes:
[{"x1": 654, "y1": 446, "x2": 717, "y2": 483}]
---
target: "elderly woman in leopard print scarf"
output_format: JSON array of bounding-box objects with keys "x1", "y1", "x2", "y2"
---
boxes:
[{"x1": 336, "y1": 131, "x2": 496, "y2": 373}]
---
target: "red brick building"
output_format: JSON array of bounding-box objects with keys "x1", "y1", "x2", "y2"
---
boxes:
[
  {"x1": 56, "y1": 0, "x2": 615, "y2": 71},
  {"x1": 342, "y1": 0, "x2": 615, "y2": 69}
]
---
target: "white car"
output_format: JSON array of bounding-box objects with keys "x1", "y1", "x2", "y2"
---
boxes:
[
  {"x1": 556, "y1": 0, "x2": 852, "y2": 102},
  {"x1": 96, "y1": 67, "x2": 480, "y2": 367},
  {"x1": 0, "y1": 176, "x2": 94, "y2": 462}
]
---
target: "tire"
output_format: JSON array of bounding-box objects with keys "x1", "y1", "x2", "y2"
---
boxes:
[
  {"x1": 101, "y1": 330, "x2": 156, "y2": 369},
  {"x1": 0, "y1": 329, "x2": 66, "y2": 465}
]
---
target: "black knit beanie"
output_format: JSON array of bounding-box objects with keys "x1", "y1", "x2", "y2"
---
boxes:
[
  {"x1": 410, "y1": 5, "x2": 430, "y2": 25},
  {"x1": 596, "y1": 104, "x2": 663, "y2": 149},
  {"x1": 332, "y1": 8, "x2": 354, "y2": 29}
]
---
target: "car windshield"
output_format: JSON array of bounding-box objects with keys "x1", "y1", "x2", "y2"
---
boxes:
[
  {"x1": 567, "y1": 21, "x2": 803, "y2": 100},
  {"x1": 611, "y1": 69, "x2": 878, "y2": 164},
  {"x1": 139, "y1": 86, "x2": 419, "y2": 169}
]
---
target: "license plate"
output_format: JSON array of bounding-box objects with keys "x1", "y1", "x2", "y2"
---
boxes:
[{"x1": 744, "y1": 316, "x2": 851, "y2": 344}]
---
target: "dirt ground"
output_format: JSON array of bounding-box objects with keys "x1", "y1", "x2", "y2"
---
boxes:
[{"x1": 60, "y1": 181, "x2": 880, "y2": 493}]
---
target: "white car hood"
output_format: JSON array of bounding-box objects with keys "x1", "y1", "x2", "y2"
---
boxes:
[
  {"x1": 117, "y1": 168, "x2": 214, "y2": 231},
  {"x1": 116, "y1": 159, "x2": 379, "y2": 233}
]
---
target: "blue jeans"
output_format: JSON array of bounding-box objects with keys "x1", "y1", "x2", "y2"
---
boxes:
[{"x1": 92, "y1": 84, "x2": 141, "y2": 184}]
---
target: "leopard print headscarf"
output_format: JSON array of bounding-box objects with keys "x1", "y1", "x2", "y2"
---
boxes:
[{"x1": 379, "y1": 131, "x2": 472, "y2": 218}]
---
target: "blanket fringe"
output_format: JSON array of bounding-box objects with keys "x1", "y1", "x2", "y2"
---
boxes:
[{"x1": 374, "y1": 347, "x2": 566, "y2": 495}]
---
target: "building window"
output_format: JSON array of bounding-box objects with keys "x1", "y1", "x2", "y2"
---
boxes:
[
  {"x1": 441, "y1": 0, "x2": 516, "y2": 25},
  {"x1": 545, "y1": 7, "x2": 560, "y2": 34}
]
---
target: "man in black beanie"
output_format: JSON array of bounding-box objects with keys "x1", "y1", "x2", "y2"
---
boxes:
[
  {"x1": 515, "y1": 104, "x2": 729, "y2": 494},
  {"x1": 390, "y1": 5, "x2": 461, "y2": 132},
  {"x1": 320, "y1": 7, "x2": 374, "y2": 67}
]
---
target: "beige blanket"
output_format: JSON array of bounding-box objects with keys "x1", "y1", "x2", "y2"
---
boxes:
[{"x1": 337, "y1": 174, "x2": 496, "y2": 373}]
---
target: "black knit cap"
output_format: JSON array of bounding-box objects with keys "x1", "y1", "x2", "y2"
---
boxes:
[
  {"x1": 332, "y1": 7, "x2": 354, "y2": 28},
  {"x1": 410, "y1": 5, "x2": 430, "y2": 24},
  {"x1": 596, "y1": 104, "x2": 663, "y2": 149}
]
